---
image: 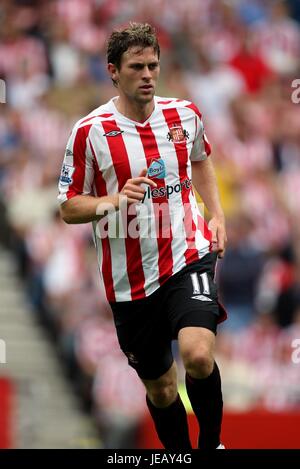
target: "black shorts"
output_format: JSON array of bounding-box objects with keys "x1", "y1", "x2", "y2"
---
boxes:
[{"x1": 110, "y1": 252, "x2": 227, "y2": 380}]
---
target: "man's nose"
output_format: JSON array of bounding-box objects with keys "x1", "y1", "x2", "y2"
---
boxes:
[{"x1": 142, "y1": 66, "x2": 152, "y2": 80}]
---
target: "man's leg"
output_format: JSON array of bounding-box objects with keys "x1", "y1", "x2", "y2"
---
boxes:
[
  {"x1": 178, "y1": 327, "x2": 223, "y2": 449},
  {"x1": 142, "y1": 361, "x2": 192, "y2": 449}
]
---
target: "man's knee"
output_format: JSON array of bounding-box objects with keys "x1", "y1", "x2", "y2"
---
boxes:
[
  {"x1": 183, "y1": 348, "x2": 214, "y2": 379},
  {"x1": 144, "y1": 361, "x2": 178, "y2": 408},
  {"x1": 146, "y1": 378, "x2": 178, "y2": 408}
]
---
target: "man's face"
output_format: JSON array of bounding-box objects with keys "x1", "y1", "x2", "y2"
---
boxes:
[{"x1": 109, "y1": 46, "x2": 160, "y2": 104}]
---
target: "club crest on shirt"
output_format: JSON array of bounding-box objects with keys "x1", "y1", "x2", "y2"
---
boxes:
[
  {"x1": 59, "y1": 164, "x2": 75, "y2": 186},
  {"x1": 167, "y1": 124, "x2": 189, "y2": 143},
  {"x1": 147, "y1": 158, "x2": 166, "y2": 179}
]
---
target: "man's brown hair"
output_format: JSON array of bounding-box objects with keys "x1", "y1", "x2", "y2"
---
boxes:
[{"x1": 107, "y1": 22, "x2": 160, "y2": 70}]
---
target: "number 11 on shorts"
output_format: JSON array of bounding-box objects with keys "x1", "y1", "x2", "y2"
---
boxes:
[{"x1": 190, "y1": 272, "x2": 210, "y2": 295}]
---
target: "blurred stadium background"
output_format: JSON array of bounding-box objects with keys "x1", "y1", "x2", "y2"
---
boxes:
[{"x1": 1, "y1": 0, "x2": 300, "y2": 449}]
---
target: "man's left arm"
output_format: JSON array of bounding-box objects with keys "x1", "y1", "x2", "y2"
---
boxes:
[{"x1": 191, "y1": 158, "x2": 227, "y2": 258}]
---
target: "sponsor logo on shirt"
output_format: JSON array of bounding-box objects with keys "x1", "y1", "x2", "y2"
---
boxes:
[
  {"x1": 59, "y1": 164, "x2": 75, "y2": 186},
  {"x1": 167, "y1": 124, "x2": 189, "y2": 143},
  {"x1": 142, "y1": 177, "x2": 192, "y2": 201},
  {"x1": 147, "y1": 158, "x2": 166, "y2": 179}
]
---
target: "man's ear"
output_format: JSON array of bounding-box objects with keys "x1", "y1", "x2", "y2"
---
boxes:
[{"x1": 107, "y1": 63, "x2": 118, "y2": 84}]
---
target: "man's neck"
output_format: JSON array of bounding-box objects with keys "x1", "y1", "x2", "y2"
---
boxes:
[{"x1": 114, "y1": 97, "x2": 155, "y2": 123}]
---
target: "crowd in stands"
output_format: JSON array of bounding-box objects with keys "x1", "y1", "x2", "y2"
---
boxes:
[{"x1": 1, "y1": 0, "x2": 300, "y2": 447}]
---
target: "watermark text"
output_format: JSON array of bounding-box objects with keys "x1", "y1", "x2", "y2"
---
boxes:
[
  {"x1": 0, "y1": 79, "x2": 6, "y2": 103},
  {"x1": 291, "y1": 339, "x2": 300, "y2": 364},
  {"x1": 0, "y1": 339, "x2": 6, "y2": 364},
  {"x1": 95, "y1": 200, "x2": 205, "y2": 240},
  {"x1": 291, "y1": 79, "x2": 300, "y2": 104}
]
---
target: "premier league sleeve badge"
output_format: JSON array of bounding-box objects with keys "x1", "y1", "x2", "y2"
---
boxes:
[{"x1": 59, "y1": 163, "x2": 75, "y2": 186}]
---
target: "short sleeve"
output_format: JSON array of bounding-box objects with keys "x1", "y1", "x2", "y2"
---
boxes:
[
  {"x1": 58, "y1": 125, "x2": 94, "y2": 204},
  {"x1": 190, "y1": 112, "x2": 212, "y2": 162}
]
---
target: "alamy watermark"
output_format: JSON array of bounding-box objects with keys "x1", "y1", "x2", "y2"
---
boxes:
[
  {"x1": 0, "y1": 339, "x2": 6, "y2": 364},
  {"x1": 0, "y1": 79, "x2": 6, "y2": 103},
  {"x1": 291, "y1": 339, "x2": 300, "y2": 364},
  {"x1": 94, "y1": 199, "x2": 206, "y2": 240},
  {"x1": 291, "y1": 79, "x2": 300, "y2": 104}
]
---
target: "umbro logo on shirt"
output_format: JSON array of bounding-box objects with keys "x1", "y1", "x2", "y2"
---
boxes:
[
  {"x1": 103, "y1": 130, "x2": 124, "y2": 137},
  {"x1": 65, "y1": 149, "x2": 73, "y2": 157}
]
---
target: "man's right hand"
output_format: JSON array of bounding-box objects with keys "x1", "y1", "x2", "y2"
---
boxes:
[{"x1": 120, "y1": 168, "x2": 157, "y2": 204}]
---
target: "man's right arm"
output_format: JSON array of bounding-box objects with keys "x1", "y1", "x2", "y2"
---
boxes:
[
  {"x1": 60, "y1": 169, "x2": 157, "y2": 224},
  {"x1": 60, "y1": 194, "x2": 120, "y2": 224}
]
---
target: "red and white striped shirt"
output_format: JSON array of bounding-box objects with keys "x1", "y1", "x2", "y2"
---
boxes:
[{"x1": 58, "y1": 96, "x2": 212, "y2": 302}]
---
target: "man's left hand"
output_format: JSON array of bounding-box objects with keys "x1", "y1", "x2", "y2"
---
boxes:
[{"x1": 208, "y1": 216, "x2": 227, "y2": 258}]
